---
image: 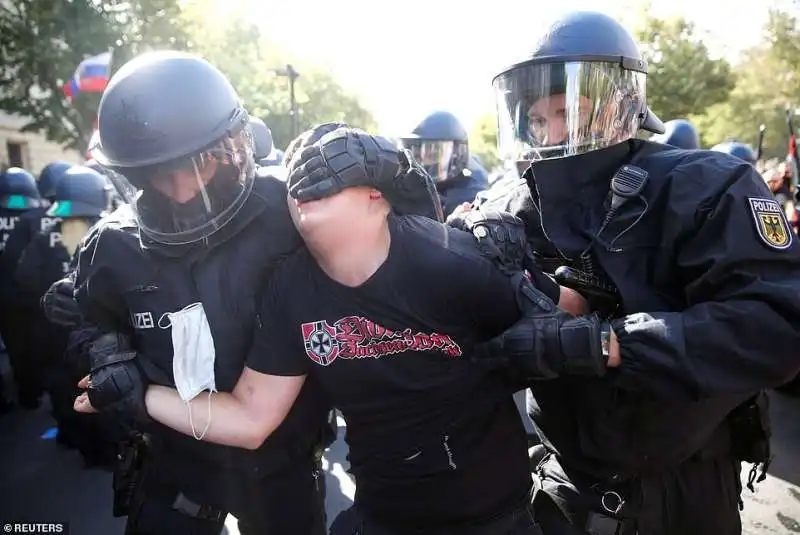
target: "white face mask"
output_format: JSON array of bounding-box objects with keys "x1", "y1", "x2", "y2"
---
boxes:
[{"x1": 159, "y1": 302, "x2": 217, "y2": 440}]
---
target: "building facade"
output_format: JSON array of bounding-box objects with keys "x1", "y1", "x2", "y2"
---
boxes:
[{"x1": 0, "y1": 111, "x2": 81, "y2": 175}]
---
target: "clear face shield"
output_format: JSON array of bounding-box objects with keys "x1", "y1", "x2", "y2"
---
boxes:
[
  {"x1": 397, "y1": 139, "x2": 469, "y2": 182},
  {"x1": 494, "y1": 61, "x2": 647, "y2": 166},
  {"x1": 97, "y1": 127, "x2": 256, "y2": 245}
]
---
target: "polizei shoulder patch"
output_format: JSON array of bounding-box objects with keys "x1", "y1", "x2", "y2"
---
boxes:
[{"x1": 748, "y1": 197, "x2": 793, "y2": 250}]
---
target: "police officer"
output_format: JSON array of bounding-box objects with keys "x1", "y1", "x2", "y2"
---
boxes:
[
  {"x1": 651, "y1": 119, "x2": 701, "y2": 150},
  {"x1": 399, "y1": 111, "x2": 488, "y2": 217},
  {"x1": 711, "y1": 141, "x2": 757, "y2": 165},
  {"x1": 460, "y1": 11, "x2": 800, "y2": 534},
  {"x1": 49, "y1": 51, "x2": 338, "y2": 535},
  {"x1": 16, "y1": 166, "x2": 114, "y2": 457},
  {"x1": 0, "y1": 166, "x2": 45, "y2": 409}
]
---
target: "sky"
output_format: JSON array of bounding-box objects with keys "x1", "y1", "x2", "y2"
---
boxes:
[{"x1": 237, "y1": 0, "x2": 786, "y2": 136}]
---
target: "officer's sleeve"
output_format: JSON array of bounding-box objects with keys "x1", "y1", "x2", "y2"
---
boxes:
[
  {"x1": 246, "y1": 262, "x2": 310, "y2": 377},
  {"x1": 14, "y1": 237, "x2": 47, "y2": 301},
  {"x1": 0, "y1": 222, "x2": 32, "y2": 284},
  {"x1": 73, "y1": 225, "x2": 130, "y2": 333},
  {"x1": 612, "y1": 160, "x2": 800, "y2": 399}
]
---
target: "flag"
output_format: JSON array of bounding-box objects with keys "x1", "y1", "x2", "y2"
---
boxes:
[{"x1": 62, "y1": 51, "x2": 112, "y2": 100}]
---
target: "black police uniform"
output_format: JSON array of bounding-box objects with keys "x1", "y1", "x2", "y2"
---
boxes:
[
  {"x1": 75, "y1": 171, "x2": 331, "y2": 535},
  {"x1": 477, "y1": 139, "x2": 800, "y2": 534},
  {"x1": 0, "y1": 167, "x2": 46, "y2": 408},
  {"x1": 438, "y1": 157, "x2": 490, "y2": 217},
  {"x1": 472, "y1": 10, "x2": 800, "y2": 534},
  {"x1": 16, "y1": 220, "x2": 91, "y2": 445}
]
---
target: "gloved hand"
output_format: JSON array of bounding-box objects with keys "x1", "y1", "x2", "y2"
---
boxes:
[
  {"x1": 75, "y1": 332, "x2": 149, "y2": 423},
  {"x1": 41, "y1": 276, "x2": 83, "y2": 327},
  {"x1": 448, "y1": 207, "x2": 561, "y2": 302},
  {"x1": 474, "y1": 272, "x2": 608, "y2": 379},
  {"x1": 284, "y1": 122, "x2": 349, "y2": 165},
  {"x1": 448, "y1": 207, "x2": 531, "y2": 275},
  {"x1": 287, "y1": 127, "x2": 444, "y2": 222}
]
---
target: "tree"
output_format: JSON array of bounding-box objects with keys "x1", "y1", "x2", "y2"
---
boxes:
[
  {"x1": 691, "y1": 9, "x2": 800, "y2": 157},
  {"x1": 108, "y1": 2, "x2": 377, "y2": 151},
  {"x1": 0, "y1": 0, "x2": 190, "y2": 151},
  {"x1": 469, "y1": 113, "x2": 501, "y2": 172},
  {"x1": 633, "y1": 14, "x2": 736, "y2": 123},
  {"x1": 1, "y1": 0, "x2": 376, "y2": 154}
]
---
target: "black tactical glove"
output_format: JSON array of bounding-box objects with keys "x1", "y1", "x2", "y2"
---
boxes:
[
  {"x1": 284, "y1": 122, "x2": 349, "y2": 165},
  {"x1": 86, "y1": 333, "x2": 149, "y2": 424},
  {"x1": 41, "y1": 275, "x2": 83, "y2": 327},
  {"x1": 448, "y1": 207, "x2": 561, "y2": 303},
  {"x1": 287, "y1": 127, "x2": 445, "y2": 222},
  {"x1": 474, "y1": 272, "x2": 608, "y2": 379}
]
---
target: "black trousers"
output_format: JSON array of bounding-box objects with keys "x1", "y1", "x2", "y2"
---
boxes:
[
  {"x1": 125, "y1": 456, "x2": 327, "y2": 535},
  {"x1": 329, "y1": 493, "x2": 542, "y2": 535},
  {"x1": 533, "y1": 453, "x2": 742, "y2": 535}
]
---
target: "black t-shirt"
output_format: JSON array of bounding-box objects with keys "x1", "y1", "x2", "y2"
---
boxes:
[{"x1": 248, "y1": 215, "x2": 532, "y2": 526}]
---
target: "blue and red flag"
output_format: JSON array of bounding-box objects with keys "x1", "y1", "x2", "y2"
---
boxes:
[{"x1": 62, "y1": 51, "x2": 112, "y2": 100}]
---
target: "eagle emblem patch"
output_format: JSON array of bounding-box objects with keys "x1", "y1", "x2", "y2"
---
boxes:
[{"x1": 748, "y1": 197, "x2": 793, "y2": 250}]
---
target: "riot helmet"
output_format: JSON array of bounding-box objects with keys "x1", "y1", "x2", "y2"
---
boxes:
[
  {"x1": 398, "y1": 111, "x2": 469, "y2": 182},
  {"x1": 651, "y1": 120, "x2": 700, "y2": 150},
  {"x1": 0, "y1": 167, "x2": 41, "y2": 210},
  {"x1": 47, "y1": 166, "x2": 111, "y2": 218},
  {"x1": 711, "y1": 141, "x2": 756, "y2": 165},
  {"x1": 37, "y1": 161, "x2": 73, "y2": 202},
  {"x1": 493, "y1": 11, "x2": 664, "y2": 164},
  {"x1": 248, "y1": 117, "x2": 274, "y2": 161},
  {"x1": 91, "y1": 51, "x2": 255, "y2": 246}
]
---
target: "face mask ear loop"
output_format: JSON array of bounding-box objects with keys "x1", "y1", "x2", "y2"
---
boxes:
[{"x1": 188, "y1": 392, "x2": 213, "y2": 441}]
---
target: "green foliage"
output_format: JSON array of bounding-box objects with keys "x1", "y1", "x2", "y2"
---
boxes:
[
  {"x1": 0, "y1": 0, "x2": 376, "y2": 153},
  {"x1": 0, "y1": 0, "x2": 190, "y2": 151},
  {"x1": 469, "y1": 113, "x2": 500, "y2": 172},
  {"x1": 691, "y1": 9, "x2": 800, "y2": 158},
  {"x1": 633, "y1": 15, "x2": 736, "y2": 123}
]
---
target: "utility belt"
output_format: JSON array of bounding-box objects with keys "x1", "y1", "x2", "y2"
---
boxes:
[{"x1": 113, "y1": 432, "x2": 226, "y2": 524}]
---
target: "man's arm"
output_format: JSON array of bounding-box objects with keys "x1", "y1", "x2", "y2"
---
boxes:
[
  {"x1": 144, "y1": 264, "x2": 311, "y2": 449},
  {"x1": 144, "y1": 369, "x2": 306, "y2": 449},
  {"x1": 612, "y1": 159, "x2": 800, "y2": 399}
]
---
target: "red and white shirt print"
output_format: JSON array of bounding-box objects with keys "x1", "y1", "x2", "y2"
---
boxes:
[{"x1": 301, "y1": 315, "x2": 463, "y2": 367}]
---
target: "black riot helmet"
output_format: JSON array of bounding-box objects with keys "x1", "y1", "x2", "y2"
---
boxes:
[
  {"x1": 47, "y1": 166, "x2": 110, "y2": 219},
  {"x1": 91, "y1": 51, "x2": 255, "y2": 246},
  {"x1": 493, "y1": 11, "x2": 665, "y2": 163},
  {"x1": 0, "y1": 167, "x2": 41, "y2": 210},
  {"x1": 37, "y1": 161, "x2": 73, "y2": 202},
  {"x1": 398, "y1": 111, "x2": 469, "y2": 182},
  {"x1": 248, "y1": 117, "x2": 274, "y2": 161}
]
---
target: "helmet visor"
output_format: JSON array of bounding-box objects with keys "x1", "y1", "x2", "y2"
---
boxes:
[
  {"x1": 102, "y1": 128, "x2": 256, "y2": 245},
  {"x1": 494, "y1": 61, "x2": 646, "y2": 162},
  {"x1": 398, "y1": 139, "x2": 468, "y2": 182}
]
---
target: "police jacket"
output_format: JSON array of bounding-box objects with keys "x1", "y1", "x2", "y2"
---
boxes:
[
  {"x1": 438, "y1": 169, "x2": 489, "y2": 217},
  {"x1": 477, "y1": 139, "x2": 800, "y2": 480},
  {"x1": 0, "y1": 208, "x2": 61, "y2": 305},
  {"x1": 74, "y1": 171, "x2": 331, "y2": 506}
]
